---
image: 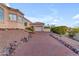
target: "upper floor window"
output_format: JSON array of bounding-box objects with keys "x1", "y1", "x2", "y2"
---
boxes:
[
  {"x1": 0, "y1": 7, "x2": 4, "y2": 21},
  {"x1": 9, "y1": 14, "x2": 16, "y2": 21},
  {"x1": 24, "y1": 22, "x2": 27, "y2": 26},
  {"x1": 18, "y1": 16, "x2": 23, "y2": 23}
]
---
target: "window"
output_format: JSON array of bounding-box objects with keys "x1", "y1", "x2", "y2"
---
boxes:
[
  {"x1": 0, "y1": 7, "x2": 4, "y2": 21},
  {"x1": 24, "y1": 22, "x2": 27, "y2": 26},
  {"x1": 9, "y1": 14, "x2": 16, "y2": 21},
  {"x1": 18, "y1": 16, "x2": 23, "y2": 23}
]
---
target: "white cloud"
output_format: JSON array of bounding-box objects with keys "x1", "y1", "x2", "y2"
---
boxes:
[
  {"x1": 75, "y1": 21, "x2": 79, "y2": 24},
  {"x1": 26, "y1": 15, "x2": 61, "y2": 25},
  {"x1": 26, "y1": 16, "x2": 43, "y2": 23},
  {"x1": 71, "y1": 14, "x2": 79, "y2": 27},
  {"x1": 25, "y1": 8, "x2": 62, "y2": 25},
  {"x1": 4, "y1": 3, "x2": 10, "y2": 7},
  {"x1": 72, "y1": 14, "x2": 79, "y2": 19},
  {"x1": 70, "y1": 20, "x2": 79, "y2": 27},
  {"x1": 50, "y1": 22, "x2": 57, "y2": 25},
  {"x1": 53, "y1": 19, "x2": 59, "y2": 22}
]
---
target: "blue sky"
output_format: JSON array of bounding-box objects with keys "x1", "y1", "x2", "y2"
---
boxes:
[{"x1": 7, "y1": 3, "x2": 79, "y2": 27}]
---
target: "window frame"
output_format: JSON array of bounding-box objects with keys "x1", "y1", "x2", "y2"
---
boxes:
[
  {"x1": 17, "y1": 16, "x2": 23, "y2": 23},
  {"x1": 9, "y1": 13, "x2": 17, "y2": 21},
  {"x1": 24, "y1": 22, "x2": 27, "y2": 26},
  {"x1": 0, "y1": 7, "x2": 4, "y2": 21}
]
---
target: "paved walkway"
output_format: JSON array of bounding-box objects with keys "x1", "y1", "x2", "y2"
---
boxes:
[{"x1": 13, "y1": 32, "x2": 77, "y2": 56}]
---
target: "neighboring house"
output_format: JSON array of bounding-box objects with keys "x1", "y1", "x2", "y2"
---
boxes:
[
  {"x1": 32, "y1": 22, "x2": 44, "y2": 32},
  {"x1": 0, "y1": 3, "x2": 32, "y2": 29}
]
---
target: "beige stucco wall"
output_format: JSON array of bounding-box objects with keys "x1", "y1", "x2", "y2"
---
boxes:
[
  {"x1": 0, "y1": 4, "x2": 25, "y2": 29},
  {"x1": 23, "y1": 18, "x2": 32, "y2": 28},
  {"x1": 27, "y1": 22, "x2": 32, "y2": 28}
]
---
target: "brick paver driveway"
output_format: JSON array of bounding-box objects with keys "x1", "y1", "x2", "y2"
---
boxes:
[{"x1": 13, "y1": 32, "x2": 77, "y2": 56}]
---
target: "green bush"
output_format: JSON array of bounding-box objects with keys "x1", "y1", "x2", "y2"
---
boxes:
[
  {"x1": 25, "y1": 26, "x2": 34, "y2": 32},
  {"x1": 51, "y1": 26, "x2": 68, "y2": 35}
]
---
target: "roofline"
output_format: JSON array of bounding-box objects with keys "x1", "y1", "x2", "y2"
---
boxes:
[
  {"x1": 23, "y1": 17, "x2": 32, "y2": 23},
  {"x1": 32, "y1": 22, "x2": 44, "y2": 25},
  {"x1": 0, "y1": 3, "x2": 24, "y2": 15}
]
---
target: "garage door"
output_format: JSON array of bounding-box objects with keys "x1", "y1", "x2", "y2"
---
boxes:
[{"x1": 34, "y1": 27, "x2": 43, "y2": 31}]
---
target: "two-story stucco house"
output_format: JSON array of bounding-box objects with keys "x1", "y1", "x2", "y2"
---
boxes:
[
  {"x1": 0, "y1": 3, "x2": 46, "y2": 32},
  {"x1": 0, "y1": 3, "x2": 32, "y2": 30}
]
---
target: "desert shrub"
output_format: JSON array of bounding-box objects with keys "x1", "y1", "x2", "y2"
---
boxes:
[
  {"x1": 25, "y1": 26, "x2": 34, "y2": 32},
  {"x1": 51, "y1": 26, "x2": 68, "y2": 35}
]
